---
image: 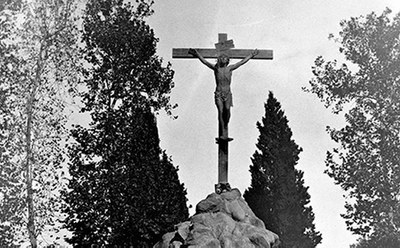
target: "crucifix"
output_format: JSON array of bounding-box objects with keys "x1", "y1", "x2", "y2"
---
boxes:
[{"x1": 172, "y1": 33, "x2": 273, "y2": 193}]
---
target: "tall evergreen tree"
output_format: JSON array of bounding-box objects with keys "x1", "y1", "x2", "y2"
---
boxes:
[
  {"x1": 62, "y1": 0, "x2": 188, "y2": 247},
  {"x1": 244, "y1": 92, "x2": 322, "y2": 248}
]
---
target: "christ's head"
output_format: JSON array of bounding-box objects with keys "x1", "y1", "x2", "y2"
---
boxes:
[{"x1": 217, "y1": 54, "x2": 230, "y2": 67}]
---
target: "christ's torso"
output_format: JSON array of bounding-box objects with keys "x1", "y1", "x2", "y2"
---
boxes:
[{"x1": 214, "y1": 66, "x2": 232, "y2": 93}]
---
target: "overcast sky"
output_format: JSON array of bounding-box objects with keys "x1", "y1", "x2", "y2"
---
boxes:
[{"x1": 144, "y1": 1, "x2": 400, "y2": 247}]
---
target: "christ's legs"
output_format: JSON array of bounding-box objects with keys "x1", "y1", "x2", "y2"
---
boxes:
[
  {"x1": 215, "y1": 99, "x2": 227, "y2": 138},
  {"x1": 223, "y1": 100, "x2": 231, "y2": 127}
]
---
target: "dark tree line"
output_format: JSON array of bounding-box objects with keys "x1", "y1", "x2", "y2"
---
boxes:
[{"x1": 62, "y1": 0, "x2": 188, "y2": 247}]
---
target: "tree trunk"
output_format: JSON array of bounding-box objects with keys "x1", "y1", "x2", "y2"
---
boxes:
[
  {"x1": 25, "y1": 96, "x2": 36, "y2": 247},
  {"x1": 25, "y1": 43, "x2": 44, "y2": 248}
]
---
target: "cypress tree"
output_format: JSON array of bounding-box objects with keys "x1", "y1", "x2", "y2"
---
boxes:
[{"x1": 244, "y1": 92, "x2": 322, "y2": 248}]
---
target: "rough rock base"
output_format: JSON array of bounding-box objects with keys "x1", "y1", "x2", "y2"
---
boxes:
[{"x1": 154, "y1": 188, "x2": 280, "y2": 248}]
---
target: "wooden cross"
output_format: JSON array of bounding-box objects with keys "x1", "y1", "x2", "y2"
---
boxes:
[{"x1": 172, "y1": 33, "x2": 273, "y2": 193}]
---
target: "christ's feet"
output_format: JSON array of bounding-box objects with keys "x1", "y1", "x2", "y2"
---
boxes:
[{"x1": 215, "y1": 136, "x2": 234, "y2": 143}]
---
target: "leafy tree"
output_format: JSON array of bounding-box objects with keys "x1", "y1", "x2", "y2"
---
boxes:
[
  {"x1": 63, "y1": 0, "x2": 188, "y2": 246},
  {"x1": 305, "y1": 8, "x2": 400, "y2": 245},
  {"x1": 0, "y1": 0, "x2": 79, "y2": 247},
  {"x1": 244, "y1": 92, "x2": 322, "y2": 248}
]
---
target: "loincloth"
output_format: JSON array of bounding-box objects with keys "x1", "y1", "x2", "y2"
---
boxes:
[{"x1": 214, "y1": 91, "x2": 233, "y2": 107}]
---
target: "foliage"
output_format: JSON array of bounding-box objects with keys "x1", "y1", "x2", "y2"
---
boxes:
[
  {"x1": 244, "y1": 92, "x2": 322, "y2": 248},
  {"x1": 305, "y1": 8, "x2": 400, "y2": 243},
  {"x1": 0, "y1": 0, "x2": 23, "y2": 12},
  {"x1": 81, "y1": 0, "x2": 176, "y2": 116},
  {"x1": 62, "y1": 0, "x2": 188, "y2": 246},
  {"x1": 0, "y1": 0, "x2": 80, "y2": 246},
  {"x1": 351, "y1": 233, "x2": 400, "y2": 248}
]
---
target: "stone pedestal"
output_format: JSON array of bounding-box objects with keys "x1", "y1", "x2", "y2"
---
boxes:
[{"x1": 154, "y1": 189, "x2": 280, "y2": 248}]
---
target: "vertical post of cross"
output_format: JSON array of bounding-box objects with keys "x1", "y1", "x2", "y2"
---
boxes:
[
  {"x1": 214, "y1": 33, "x2": 234, "y2": 193},
  {"x1": 216, "y1": 136, "x2": 231, "y2": 193}
]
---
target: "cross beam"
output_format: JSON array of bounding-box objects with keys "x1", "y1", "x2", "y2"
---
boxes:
[{"x1": 172, "y1": 33, "x2": 273, "y2": 60}]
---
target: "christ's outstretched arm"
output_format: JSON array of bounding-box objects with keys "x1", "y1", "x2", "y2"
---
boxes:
[
  {"x1": 189, "y1": 48, "x2": 215, "y2": 70},
  {"x1": 229, "y1": 49, "x2": 259, "y2": 71}
]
